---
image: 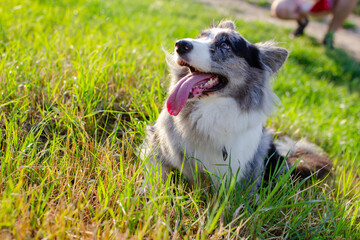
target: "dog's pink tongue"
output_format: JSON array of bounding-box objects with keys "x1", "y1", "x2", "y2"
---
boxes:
[{"x1": 167, "y1": 72, "x2": 213, "y2": 116}]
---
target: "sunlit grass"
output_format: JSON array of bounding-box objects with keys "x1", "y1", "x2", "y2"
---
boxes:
[{"x1": 0, "y1": 0, "x2": 359, "y2": 238}]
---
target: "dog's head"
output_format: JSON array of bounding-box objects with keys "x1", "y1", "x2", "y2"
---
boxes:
[{"x1": 166, "y1": 20, "x2": 288, "y2": 116}]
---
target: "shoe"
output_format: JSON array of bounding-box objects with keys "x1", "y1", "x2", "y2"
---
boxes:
[
  {"x1": 323, "y1": 31, "x2": 334, "y2": 49},
  {"x1": 292, "y1": 18, "x2": 309, "y2": 37}
]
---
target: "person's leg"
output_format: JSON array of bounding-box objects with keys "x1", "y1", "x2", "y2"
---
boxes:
[
  {"x1": 323, "y1": 0, "x2": 358, "y2": 47},
  {"x1": 271, "y1": 0, "x2": 310, "y2": 36},
  {"x1": 328, "y1": 0, "x2": 358, "y2": 31},
  {"x1": 271, "y1": 0, "x2": 303, "y2": 19}
]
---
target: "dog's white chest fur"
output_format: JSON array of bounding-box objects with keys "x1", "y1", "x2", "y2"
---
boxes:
[{"x1": 181, "y1": 96, "x2": 267, "y2": 183}]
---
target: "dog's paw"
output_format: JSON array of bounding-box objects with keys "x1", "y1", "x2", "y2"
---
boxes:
[{"x1": 232, "y1": 203, "x2": 245, "y2": 220}]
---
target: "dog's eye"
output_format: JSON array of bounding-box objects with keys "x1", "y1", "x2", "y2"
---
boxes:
[{"x1": 220, "y1": 41, "x2": 230, "y2": 49}]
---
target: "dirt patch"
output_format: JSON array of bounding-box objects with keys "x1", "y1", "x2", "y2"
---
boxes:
[{"x1": 196, "y1": 0, "x2": 360, "y2": 60}]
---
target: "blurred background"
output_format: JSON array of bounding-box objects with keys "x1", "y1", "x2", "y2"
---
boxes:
[{"x1": 0, "y1": 0, "x2": 359, "y2": 238}]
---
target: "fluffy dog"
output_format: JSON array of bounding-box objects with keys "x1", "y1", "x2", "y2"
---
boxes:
[{"x1": 140, "y1": 20, "x2": 331, "y2": 191}]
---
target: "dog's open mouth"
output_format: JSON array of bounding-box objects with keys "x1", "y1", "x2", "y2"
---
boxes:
[{"x1": 166, "y1": 60, "x2": 228, "y2": 116}]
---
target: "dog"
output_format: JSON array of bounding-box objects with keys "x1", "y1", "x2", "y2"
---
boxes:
[{"x1": 140, "y1": 20, "x2": 332, "y2": 191}]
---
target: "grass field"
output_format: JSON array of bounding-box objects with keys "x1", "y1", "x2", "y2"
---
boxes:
[{"x1": 1, "y1": 0, "x2": 360, "y2": 239}]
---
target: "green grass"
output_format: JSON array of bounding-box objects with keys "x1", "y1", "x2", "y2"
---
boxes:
[
  {"x1": 246, "y1": 0, "x2": 272, "y2": 9},
  {"x1": 1, "y1": 0, "x2": 360, "y2": 239},
  {"x1": 343, "y1": 19, "x2": 357, "y2": 30},
  {"x1": 354, "y1": 0, "x2": 360, "y2": 16},
  {"x1": 246, "y1": 0, "x2": 271, "y2": 8}
]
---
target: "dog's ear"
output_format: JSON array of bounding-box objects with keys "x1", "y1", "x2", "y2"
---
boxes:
[
  {"x1": 257, "y1": 42, "x2": 289, "y2": 73},
  {"x1": 217, "y1": 20, "x2": 236, "y2": 30}
]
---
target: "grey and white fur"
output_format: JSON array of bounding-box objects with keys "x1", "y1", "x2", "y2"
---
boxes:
[{"x1": 140, "y1": 20, "x2": 331, "y2": 191}]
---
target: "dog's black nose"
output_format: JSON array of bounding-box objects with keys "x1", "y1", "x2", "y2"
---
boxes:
[{"x1": 175, "y1": 40, "x2": 193, "y2": 55}]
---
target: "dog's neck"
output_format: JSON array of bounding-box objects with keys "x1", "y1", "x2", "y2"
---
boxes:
[{"x1": 173, "y1": 96, "x2": 267, "y2": 148}]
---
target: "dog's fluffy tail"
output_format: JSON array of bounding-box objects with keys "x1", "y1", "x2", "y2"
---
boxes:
[{"x1": 275, "y1": 137, "x2": 332, "y2": 179}]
